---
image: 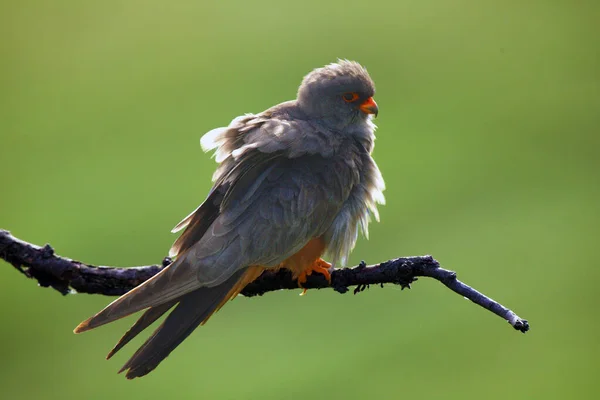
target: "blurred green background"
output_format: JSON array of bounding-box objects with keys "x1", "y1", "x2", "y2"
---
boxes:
[{"x1": 1, "y1": 0, "x2": 598, "y2": 399}]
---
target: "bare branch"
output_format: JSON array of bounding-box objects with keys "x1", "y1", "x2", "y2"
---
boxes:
[{"x1": 0, "y1": 229, "x2": 529, "y2": 332}]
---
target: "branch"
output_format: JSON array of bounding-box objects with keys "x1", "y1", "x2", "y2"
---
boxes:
[{"x1": 0, "y1": 229, "x2": 529, "y2": 333}]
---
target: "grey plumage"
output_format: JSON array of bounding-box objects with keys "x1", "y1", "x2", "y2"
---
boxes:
[
  {"x1": 106, "y1": 300, "x2": 176, "y2": 360},
  {"x1": 74, "y1": 60, "x2": 385, "y2": 378},
  {"x1": 116, "y1": 269, "x2": 246, "y2": 379}
]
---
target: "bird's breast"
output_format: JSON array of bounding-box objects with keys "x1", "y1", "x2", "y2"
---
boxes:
[{"x1": 321, "y1": 148, "x2": 385, "y2": 267}]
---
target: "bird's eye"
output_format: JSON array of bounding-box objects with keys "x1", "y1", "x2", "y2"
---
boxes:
[{"x1": 342, "y1": 92, "x2": 359, "y2": 103}]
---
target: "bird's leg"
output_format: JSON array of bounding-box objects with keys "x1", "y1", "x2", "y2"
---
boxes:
[{"x1": 297, "y1": 258, "x2": 332, "y2": 295}]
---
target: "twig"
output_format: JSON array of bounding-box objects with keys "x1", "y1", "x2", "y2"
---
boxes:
[{"x1": 0, "y1": 229, "x2": 529, "y2": 332}]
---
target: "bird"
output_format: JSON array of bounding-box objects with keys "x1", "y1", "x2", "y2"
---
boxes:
[{"x1": 73, "y1": 60, "x2": 386, "y2": 379}]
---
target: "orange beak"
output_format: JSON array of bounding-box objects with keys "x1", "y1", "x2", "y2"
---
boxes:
[{"x1": 359, "y1": 97, "x2": 378, "y2": 117}]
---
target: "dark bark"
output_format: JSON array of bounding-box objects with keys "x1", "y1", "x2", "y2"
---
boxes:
[{"x1": 0, "y1": 229, "x2": 529, "y2": 333}]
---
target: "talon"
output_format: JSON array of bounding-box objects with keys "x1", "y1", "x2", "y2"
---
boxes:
[{"x1": 297, "y1": 258, "x2": 332, "y2": 294}]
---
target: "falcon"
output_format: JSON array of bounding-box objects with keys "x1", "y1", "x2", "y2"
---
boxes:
[{"x1": 74, "y1": 60, "x2": 385, "y2": 379}]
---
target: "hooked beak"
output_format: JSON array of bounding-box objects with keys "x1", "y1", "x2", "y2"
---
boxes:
[{"x1": 359, "y1": 97, "x2": 379, "y2": 117}]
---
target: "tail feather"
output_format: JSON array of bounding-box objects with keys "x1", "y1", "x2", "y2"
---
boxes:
[
  {"x1": 118, "y1": 286, "x2": 229, "y2": 378},
  {"x1": 106, "y1": 300, "x2": 176, "y2": 360},
  {"x1": 74, "y1": 258, "x2": 199, "y2": 334},
  {"x1": 118, "y1": 266, "x2": 264, "y2": 379}
]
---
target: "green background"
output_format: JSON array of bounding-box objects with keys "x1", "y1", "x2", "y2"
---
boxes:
[{"x1": 1, "y1": 1, "x2": 598, "y2": 399}]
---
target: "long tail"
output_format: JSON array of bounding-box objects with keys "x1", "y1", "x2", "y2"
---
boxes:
[
  {"x1": 92, "y1": 266, "x2": 264, "y2": 379},
  {"x1": 117, "y1": 278, "x2": 239, "y2": 379}
]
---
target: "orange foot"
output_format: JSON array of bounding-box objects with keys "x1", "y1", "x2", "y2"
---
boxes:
[{"x1": 297, "y1": 258, "x2": 332, "y2": 295}]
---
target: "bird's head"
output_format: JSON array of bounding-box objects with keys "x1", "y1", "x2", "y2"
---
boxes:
[{"x1": 297, "y1": 60, "x2": 378, "y2": 129}]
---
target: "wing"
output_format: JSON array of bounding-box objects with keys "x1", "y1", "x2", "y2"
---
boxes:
[
  {"x1": 108, "y1": 112, "x2": 356, "y2": 299},
  {"x1": 74, "y1": 112, "x2": 359, "y2": 333},
  {"x1": 172, "y1": 112, "x2": 358, "y2": 287},
  {"x1": 175, "y1": 150, "x2": 357, "y2": 287}
]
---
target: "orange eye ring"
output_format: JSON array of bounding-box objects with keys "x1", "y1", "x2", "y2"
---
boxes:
[{"x1": 342, "y1": 92, "x2": 360, "y2": 103}]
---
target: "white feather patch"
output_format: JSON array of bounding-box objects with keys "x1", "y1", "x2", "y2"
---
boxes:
[{"x1": 200, "y1": 127, "x2": 227, "y2": 152}]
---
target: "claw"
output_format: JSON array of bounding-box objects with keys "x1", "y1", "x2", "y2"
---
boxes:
[{"x1": 297, "y1": 259, "x2": 332, "y2": 295}]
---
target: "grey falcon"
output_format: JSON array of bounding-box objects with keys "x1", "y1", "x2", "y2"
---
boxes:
[{"x1": 74, "y1": 60, "x2": 386, "y2": 379}]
